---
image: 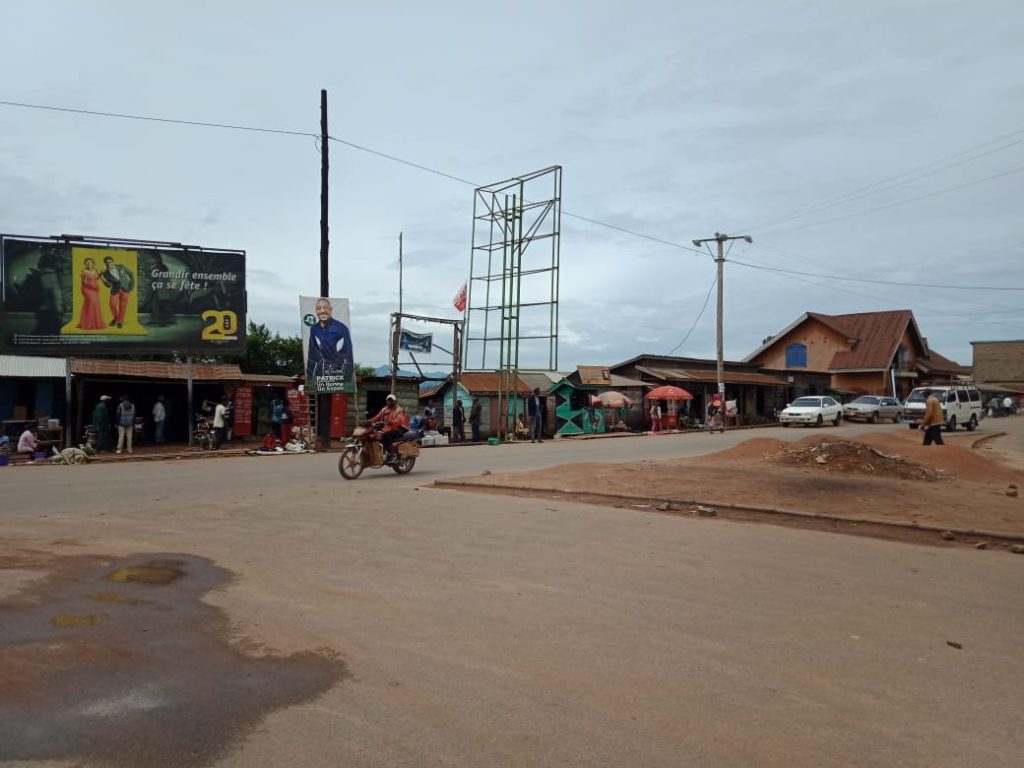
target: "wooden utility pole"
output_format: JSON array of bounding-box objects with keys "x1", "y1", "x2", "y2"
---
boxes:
[
  {"x1": 691, "y1": 232, "x2": 752, "y2": 432},
  {"x1": 317, "y1": 88, "x2": 332, "y2": 450}
]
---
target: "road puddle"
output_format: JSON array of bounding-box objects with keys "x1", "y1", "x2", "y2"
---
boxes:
[{"x1": 0, "y1": 552, "x2": 349, "y2": 768}]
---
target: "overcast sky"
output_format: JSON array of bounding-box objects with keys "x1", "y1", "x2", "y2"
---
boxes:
[{"x1": 2, "y1": 1, "x2": 1022, "y2": 371}]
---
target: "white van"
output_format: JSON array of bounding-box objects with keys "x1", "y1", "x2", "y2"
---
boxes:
[{"x1": 904, "y1": 386, "x2": 983, "y2": 432}]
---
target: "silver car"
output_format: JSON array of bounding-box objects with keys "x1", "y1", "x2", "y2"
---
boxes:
[{"x1": 842, "y1": 395, "x2": 903, "y2": 423}]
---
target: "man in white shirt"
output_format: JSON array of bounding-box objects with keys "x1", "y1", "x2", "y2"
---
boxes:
[
  {"x1": 1004, "y1": 395, "x2": 1016, "y2": 415},
  {"x1": 212, "y1": 398, "x2": 228, "y2": 450},
  {"x1": 152, "y1": 396, "x2": 167, "y2": 443}
]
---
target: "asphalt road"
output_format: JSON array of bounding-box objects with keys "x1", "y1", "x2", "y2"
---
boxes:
[{"x1": 2, "y1": 421, "x2": 1022, "y2": 767}]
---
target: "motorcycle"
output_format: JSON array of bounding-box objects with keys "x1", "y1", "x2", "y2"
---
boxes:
[{"x1": 338, "y1": 423, "x2": 419, "y2": 480}]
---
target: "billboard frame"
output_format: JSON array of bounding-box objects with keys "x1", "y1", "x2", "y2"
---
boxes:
[{"x1": 1, "y1": 233, "x2": 247, "y2": 356}]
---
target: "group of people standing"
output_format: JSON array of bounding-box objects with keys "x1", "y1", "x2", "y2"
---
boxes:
[
  {"x1": 450, "y1": 397, "x2": 484, "y2": 443},
  {"x1": 90, "y1": 394, "x2": 149, "y2": 454}
]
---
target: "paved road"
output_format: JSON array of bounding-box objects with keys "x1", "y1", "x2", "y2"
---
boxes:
[{"x1": 2, "y1": 421, "x2": 1022, "y2": 767}]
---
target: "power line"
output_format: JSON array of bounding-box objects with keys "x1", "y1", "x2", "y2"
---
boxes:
[
  {"x1": 0, "y1": 99, "x2": 317, "y2": 138},
  {"x1": 666, "y1": 276, "x2": 716, "y2": 355},
  {"x1": 741, "y1": 126, "x2": 1024, "y2": 232},
  {"x1": 730, "y1": 259, "x2": 1024, "y2": 291},
  {"x1": 0, "y1": 99, "x2": 709, "y2": 256},
  {"x1": 746, "y1": 241, "x2": 1024, "y2": 314},
  {"x1": 757, "y1": 165, "x2": 1024, "y2": 236}
]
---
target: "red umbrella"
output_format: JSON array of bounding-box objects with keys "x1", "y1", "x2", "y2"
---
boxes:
[{"x1": 644, "y1": 385, "x2": 693, "y2": 400}]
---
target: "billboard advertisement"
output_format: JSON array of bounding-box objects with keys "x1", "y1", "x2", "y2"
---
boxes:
[
  {"x1": 0, "y1": 236, "x2": 246, "y2": 355},
  {"x1": 301, "y1": 296, "x2": 355, "y2": 394}
]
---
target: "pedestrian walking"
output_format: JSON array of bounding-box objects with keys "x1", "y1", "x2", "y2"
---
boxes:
[
  {"x1": 649, "y1": 402, "x2": 662, "y2": 433},
  {"x1": 527, "y1": 388, "x2": 546, "y2": 442},
  {"x1": 469, "y1": 397, "x2": 482, "y2": 443},
  {"x1": 920, "y1": 389, "x2": 945, "y2": 446},
  {"x1": 453, "y1": 399, "x2": 466, "y2": 443},
  {"x1": 92, "y1": 395, "x2": 113, "y2": 452},
  {"x1": 116, "y1": 395, "x2": 135, "y2": 454}
]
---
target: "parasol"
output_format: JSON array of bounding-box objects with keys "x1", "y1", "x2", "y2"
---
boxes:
[
  {"x1": 644, "y1": 385, "x2": 693, "y2": 400},
  {"x1": 589, "y1": 391, "x2": 632, "y2": 409}
]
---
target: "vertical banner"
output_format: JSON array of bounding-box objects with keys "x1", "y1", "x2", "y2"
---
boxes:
[{"x1": 300, "y1": 296, "x2": 355, "y2": 394}]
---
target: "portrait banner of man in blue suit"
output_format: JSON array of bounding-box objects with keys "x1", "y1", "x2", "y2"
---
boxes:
[{"x1": 301, "y1": 296, "x2": 355, "y2": 394}]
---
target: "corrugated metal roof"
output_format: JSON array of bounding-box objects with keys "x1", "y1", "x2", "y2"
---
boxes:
[
  {"x1": 638, "y1": 366, "x2": 788, "y2": 386},
  {"x1": 0, "y1": 354, "x2": 68, "y2": 378},
  {"x1": 238, "y1": 373, "x2": 296, "y2": 384},
  {"x1": 453, "y1": 372, "x2": 531, "y2": 395},
  {"x1": 70, "y1": 358, "x2": 243, "y2": 381}
]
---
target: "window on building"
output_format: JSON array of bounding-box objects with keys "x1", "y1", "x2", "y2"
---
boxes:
[
  {"x1": 896, "y1": 346, "x2": 910, "y2": 369},
  {"x1": 785, "y1": 343, "x2": 807, "y2": 368}
]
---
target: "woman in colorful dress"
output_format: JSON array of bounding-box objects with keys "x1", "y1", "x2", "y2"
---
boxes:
[{"x1": 77, "y1": 257, "x2": 105, "y2": 330}]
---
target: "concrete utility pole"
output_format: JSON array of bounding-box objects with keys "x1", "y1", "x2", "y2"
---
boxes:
[{"x1": 690, "y1": 232, "x2": 752, "y2": 432}]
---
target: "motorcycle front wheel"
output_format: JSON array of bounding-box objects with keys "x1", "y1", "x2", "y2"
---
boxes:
[
  {"x1": 392, "y1": 456, "x2": 416, "y2": 475},
  {"x1": 338, "y1": 446, "x2": 364, "y2": 480}
]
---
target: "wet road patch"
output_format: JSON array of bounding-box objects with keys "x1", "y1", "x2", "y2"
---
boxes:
[{"x1": 0, "y1": 552, "x2": 349, "y2": 768}]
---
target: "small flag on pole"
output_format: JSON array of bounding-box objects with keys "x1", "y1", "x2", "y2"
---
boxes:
[{"x1": 453, "y1": 281, "x2": 467, "y2": 312}]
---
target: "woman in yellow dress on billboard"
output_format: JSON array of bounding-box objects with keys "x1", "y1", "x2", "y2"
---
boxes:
[{"x1": 76, "y1": 257, "x2": 106, "y2": 330}]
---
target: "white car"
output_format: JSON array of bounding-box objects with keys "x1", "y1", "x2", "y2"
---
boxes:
[{"x1": 779, "y1": 396, "x2": 843, "y2": 427}]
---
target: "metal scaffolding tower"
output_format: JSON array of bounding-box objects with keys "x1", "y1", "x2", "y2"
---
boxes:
[{"x1": 464, "y1": 166, "x2": 561, "y2": 439}]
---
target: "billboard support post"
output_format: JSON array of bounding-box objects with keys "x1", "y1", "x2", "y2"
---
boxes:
[{"x1": 186, "y1": 356, "x2": 194, "y2": 448}]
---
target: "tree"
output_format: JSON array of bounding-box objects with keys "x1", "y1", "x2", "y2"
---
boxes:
[
  {"x1": 354, "y1": 363, "x2": 376, "y2": 378},
  {"x1": 238, "y1": 321, "x2": 302, "y2": 376}
]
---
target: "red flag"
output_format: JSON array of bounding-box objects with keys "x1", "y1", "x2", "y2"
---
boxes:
[{"x1": 453, "y1": 281, "x2": 467, "y2": 312}]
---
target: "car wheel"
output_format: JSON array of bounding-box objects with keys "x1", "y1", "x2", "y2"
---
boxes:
[
  {"x1": 815, "y1": 414, "x2": 823, "y2": 427},
  {"x1": 869, "y1": 411, "x2": 878, "y2": 424},
  {"x1": 967, "y1": 414, "x2": 978, "y2": 431},
  {"x1": 946, "y1": 415, "x2": 957, "y2": 432},
  {"x1": 893, "y1": 412, "x2": 902, "y2": 423},
  {"x1": 782, "y1": 422, "x2": 790, "y2": 428},
  {"x1": 833, "y1": 413, "x2": 841, "y2": 426}
]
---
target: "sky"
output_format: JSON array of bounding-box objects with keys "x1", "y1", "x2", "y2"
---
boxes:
[{"x1": 2, "y1": 0, "x2": 1022, "y2": 372}]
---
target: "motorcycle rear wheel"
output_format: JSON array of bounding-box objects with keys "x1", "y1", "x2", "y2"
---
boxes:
[
  {"x1": 392, "y1": 456, "x2": 416, "y2": 474},
  {"x1": 339, "y1": 447, "x2": 364, "y2": 480}
]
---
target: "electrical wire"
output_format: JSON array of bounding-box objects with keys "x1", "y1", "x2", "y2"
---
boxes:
[
  {"x1": 757, "y1": 165, "x2": 1024, "y2": 236},
  {"x1": 730, "y1": 259, "x2": 1024, "y2": 291},
  {"x1": 0, "y1": 99, "x2": 711, "y2": 257},
  {"x1": 666, "y1": 276, "x2": 717, "y2": 356},
  {"x1": 0, "y1": 99, "x2": 317, "y2": 138},
  {"x1": 745, "y1": 240, "x2": 1024, "y2": 314},
  {"x1": 741, "y1": 126, "x2": 1024, "y2": 232}
]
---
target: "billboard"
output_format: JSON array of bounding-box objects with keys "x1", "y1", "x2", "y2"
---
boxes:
[
  {"x1": 301, "y1": 296, "x2": 355, "y2": 394},
  {"x1": 0, "y1": 236, "x2": 246, "y2": 354},
  {"x1": 399, "y1": 329, "x2": 433, "y2": 353}
]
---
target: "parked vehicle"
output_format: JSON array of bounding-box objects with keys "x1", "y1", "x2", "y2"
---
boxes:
[
  {"x1": 338, "y1": 423, "x2": 419, "y2": 480},
  {"x1": 842, "y1": 395, "x2": 903, "y2": 423},
  {"x1": 904, "y1": 385, "x2": 982, "y2": 431},
  {"x1": 779, "y1": 396, "x2": 842, "y2": 427}
]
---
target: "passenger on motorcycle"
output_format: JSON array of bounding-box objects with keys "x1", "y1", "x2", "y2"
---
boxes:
[{"x1": 372, "y1": 394, "x2": 409, "y2": 457}]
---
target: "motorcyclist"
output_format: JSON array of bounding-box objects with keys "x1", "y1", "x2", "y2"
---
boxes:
[{"x1": 371, "y1": 394, "x2": 409, "y2": 458}]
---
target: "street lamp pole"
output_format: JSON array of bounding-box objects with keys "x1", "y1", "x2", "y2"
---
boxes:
[{"x1": 691, "y1": 232, "x2": 752, "y2": 432}]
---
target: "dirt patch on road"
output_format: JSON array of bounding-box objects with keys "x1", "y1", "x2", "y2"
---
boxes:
[
  {"x1": 0, "y1": 549, "x2": 349, "y2": 768},
  {"x1": 438, "y1": 431, "x2": 1024, "y2": 541}
]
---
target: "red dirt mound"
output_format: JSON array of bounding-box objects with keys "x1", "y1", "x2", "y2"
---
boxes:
[{"x1": 769, "y1": 439, "x2": 943, "y2": 481}]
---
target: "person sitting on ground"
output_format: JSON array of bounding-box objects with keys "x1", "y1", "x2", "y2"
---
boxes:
[
  {"x1": 515, "y1": 416, "x2": 530, "y2": 439},
  {"x1": 17, "y1": 426, "x2": 48, "y2": 455},
  {"x1": 0, "y1": 425, "x2": 9, "y2": 455},
  {"x1": 259, "y1": 432, "x2": 278, "y2": 452}
]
